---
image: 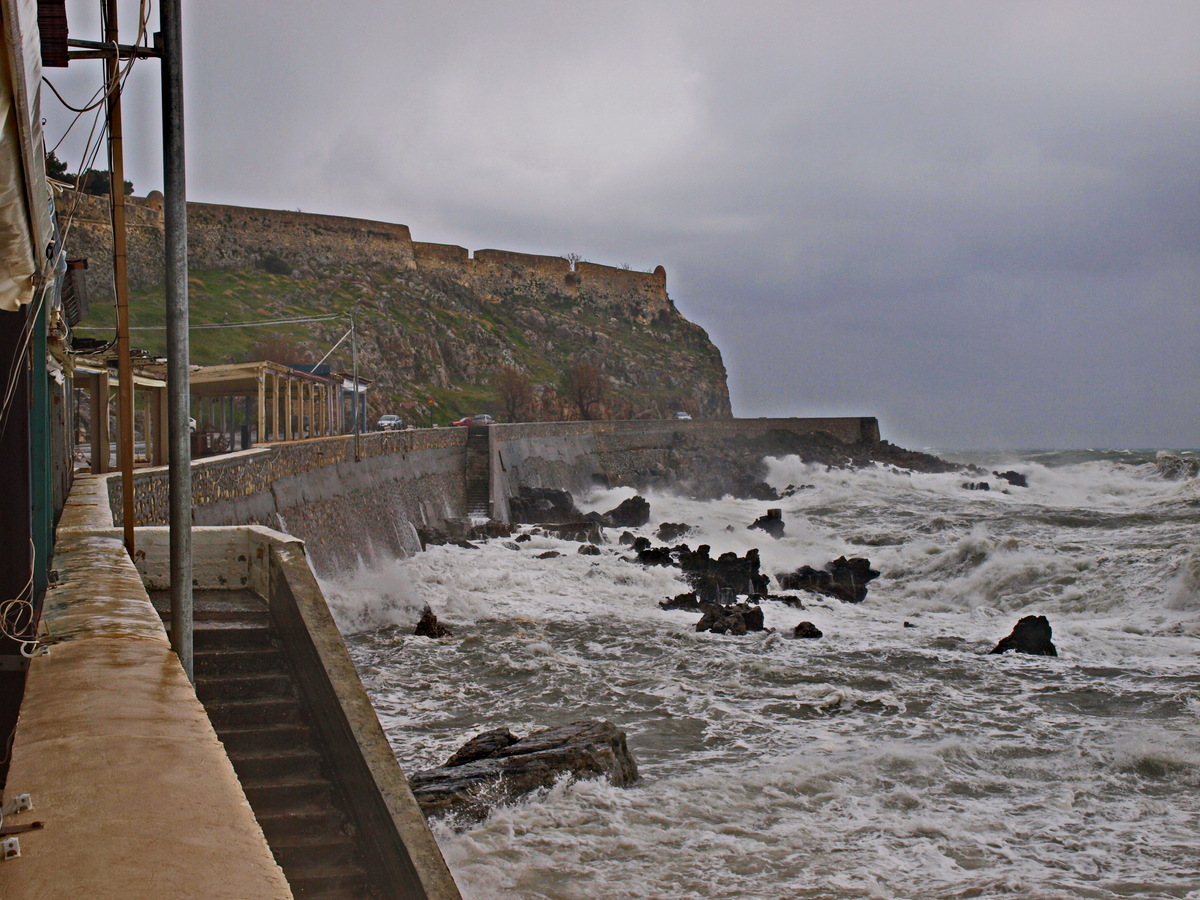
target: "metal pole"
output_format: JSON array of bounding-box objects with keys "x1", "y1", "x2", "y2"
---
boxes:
[
  {"x1": 105, "y1": 0, "x2": 136, "y2": 556},
  {"x1": 351, "y1": 311, "x2": 360, "y2": 460},
  {"x1": 161, "y1": 0, "x2": 193, "y2": 681}
]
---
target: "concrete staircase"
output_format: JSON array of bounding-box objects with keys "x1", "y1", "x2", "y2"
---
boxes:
[
  {"x1": 153, "y1": 590, "x2": 379, "y2": 899},
  {"x1": 464, "y1": 425, "x2": 492, "y2": 518}
]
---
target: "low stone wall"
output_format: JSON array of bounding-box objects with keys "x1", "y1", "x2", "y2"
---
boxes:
[{"x1": 116, "y1": 429, "x2": 468, "y2": 574}]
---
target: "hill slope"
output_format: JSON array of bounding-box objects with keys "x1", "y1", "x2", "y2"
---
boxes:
[{"x1": 62, "y1": 192, "x2": 731, "y2": 423}]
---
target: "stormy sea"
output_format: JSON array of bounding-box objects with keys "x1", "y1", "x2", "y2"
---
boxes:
[{"x1": 322, "y1": 449, "x2": 1200, "y2": 900}]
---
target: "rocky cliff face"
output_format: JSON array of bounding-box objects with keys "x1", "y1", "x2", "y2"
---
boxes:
[{"x1": 61, "y1": 192, "x2": 731, "y2": 421}]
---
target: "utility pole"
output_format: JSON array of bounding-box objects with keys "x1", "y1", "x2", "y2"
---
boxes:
[
  {"x1": 104, "y1": 0, "x2": 136, "y2": 555},
  {"x1": 160, "y1": 0, "x2": 193, "y2": 681}
]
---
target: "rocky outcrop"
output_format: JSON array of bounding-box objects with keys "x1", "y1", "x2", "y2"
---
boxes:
[
  {"x1": 793, "y1": 621, "x2": 823, "y2": 639},
  {"x1": 408, "y1": 720, "x2": 638, "y2": 821},
  {"x1": 509, "y1": 487, "x2": 581, "y2": 523},
  {"x1": 776, "y1": 556, "x2": 880, "y2": 603},
  {"x1": 414, "y1": 606, "x2": 451, "y2": 638},
  {"x1": 749, "y1": 509, "x2": 785, "y2": 538},
  {"x1": 990, "y1": 615, "x2": 1057, "y2": 656},
  {"x1": 695, "y1": 601, "x2": 766, "y2": 635},
  {"x1": 602, "y1": 495, "x2": 650, "y2": 528}
]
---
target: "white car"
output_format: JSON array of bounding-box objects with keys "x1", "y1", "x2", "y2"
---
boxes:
[
  {"x1": 672, "y1": 411, "x2": 692, "y2": 420},
  {"x1": 377, "y1": 415, "x2": 404, "y2": 431}
]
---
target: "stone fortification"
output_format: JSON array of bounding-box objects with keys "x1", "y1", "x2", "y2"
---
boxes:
[{"x1": 60, "y1": 191, "x2": 725, "y2": 418}]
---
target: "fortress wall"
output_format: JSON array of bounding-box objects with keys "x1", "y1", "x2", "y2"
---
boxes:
[
  {"x1": 574, "y1": 261, "x2": 669, "y2": 310},
  {"x1": 473, "y1": 249, "x2": 574, "y2": 292},
  {"x1": 413, "y1": 241, "x2": 470, "y2": 267},
  {"x1": 186, "y1": 202, "x2": 416, "y2": 274}
]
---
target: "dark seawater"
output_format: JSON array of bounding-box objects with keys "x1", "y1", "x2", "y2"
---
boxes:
[{"x1": 325, "y1": 449, "x2": 1200, "y2": 899}]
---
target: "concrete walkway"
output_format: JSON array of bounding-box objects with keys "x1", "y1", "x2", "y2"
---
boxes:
[{"x1": 0, "y1": 477, "x2": 292, "y2": 899}]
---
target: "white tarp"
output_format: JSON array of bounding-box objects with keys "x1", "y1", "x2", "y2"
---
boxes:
[{"x1": 1, "y1": 0, "x2": 53, "y2": 311}]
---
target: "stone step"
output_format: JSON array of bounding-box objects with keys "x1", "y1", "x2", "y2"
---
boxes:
[
  {"x1": 243, "y1": 774, "x2": 333, "y2": 811},
  {"x1": 284, "y1": 863, "x2": 373, "y2": 899},
  {"x1": 195, "y1": 645, "x2": 287, "y2": 677},
  {"x1": 217, "y1": 722, "x2": 314, "y2": 755},
  {"x1": 197, "y1": 671, "x2": 293, "y2": 704},
  {"x1": 193, "y1": 621, "x2": 275, "y2": 651},
  {"x1": 206, "y1": 696, "x2": 304, "y2": 730},
  {"x1": 255, "y1": 803, "x2": 351, "y2": 840},
  {"x1": 269, "y1": 832, "x2": 360, "y2": 872},
  {"x1": 228, "y1": 746, "x2": 323, "y2": 782}
]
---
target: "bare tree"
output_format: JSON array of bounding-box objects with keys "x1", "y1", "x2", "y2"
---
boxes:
[
  {"x1": 561, "y1": 361, "x2": 607, "y2": 421},
  {"x1": 492, "y1": 366, "x2": 535, "y2": 422}
]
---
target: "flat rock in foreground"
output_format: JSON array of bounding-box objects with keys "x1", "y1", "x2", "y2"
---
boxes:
[{"x1": 409, "y1": 719, "x2": 638, "y2": 821}]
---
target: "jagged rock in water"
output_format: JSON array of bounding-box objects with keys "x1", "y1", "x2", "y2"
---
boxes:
[
  {"x1": 695, "y1": 601, "x2": 766, "y2": 635},
  {"x1": 634, "y1": 542, "x2": 770, "y2": 602},
  {"x1": 409, "y1": 720, "x2": 639, "y2": 821},
  {"x1": 578, "y1": 543, "x2": 601, "y2": 556},
  {"x1": 780, "y1": 484, "x2": 814, "y2": 496},
  {"x1": 515, "y1": 533, "x2": 532, "y2": 543},
  {"x1": 509, "y1": 487, "x2": 581, "y2": 524},
  {"x1": 793, "y1": 621, "x2": 823, "y2": 639},
  {"x1": 993, "y1": 470, "x2": 1029, "y2": 488},
  {"x1": 538, "y1": 521, "x2": 603, "y2": 543},
  {"x1": 414, "y1": 606, "x2": 451, "y2": 638},
  {"x1": 750, "y1": 592, "x2": 805, "y2": 609},
  {"x1": 749, "y1": 508, "x2": 785, "y2": 539},
  {"x1": 603, "y1": 495, "x2": 651, "y2": 528},
  {"x1": 660, "y1": 591, "x2": 701, "y2": 611},
  {"x1": 776, "y1": 556, "x2": 880, "y2": 603},
  {"x1": 442, "y1": 728, "x2": 520, "y2": 767},
  {"x1": 990, "y1": 615, "x2": 1057, "y2": 657},
  {"x1": 656, "y1": 522, "x2": 691, "y2": 542},
  {"x1": 619, "y1": 531, "x2": 636, "y2": 546},
  {"x1": 962, "y1": 481, "x2": 991, "y2": 491},
  {"x1": 631, "y1": 536, "x2": 652, "y2": 552},
  {"x1": 536, "y1": 550, "x2": 562, "y2": 560}
]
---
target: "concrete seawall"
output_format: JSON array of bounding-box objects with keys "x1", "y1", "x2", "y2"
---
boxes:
[{"x1": 117, "y1": 417, "x2": 879, "y2": 574}]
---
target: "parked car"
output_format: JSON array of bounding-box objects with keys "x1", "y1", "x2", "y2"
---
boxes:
[
  {"x1": 377, "y1": 414, "x2": 404, "y2": 431},
  {"x1": 450, "y1": 413, "x2": 496, "y2": 426},
  {"x1": 673, "y1": 410, "x2": 692, "y2": 420},
  {"x1": 450, "y1": 415, "x2": 474, "y2": 426}
]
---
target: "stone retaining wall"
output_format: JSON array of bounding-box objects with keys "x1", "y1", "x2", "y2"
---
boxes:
[{"x1": 117, "y1": 417, "x2": 877, "y2": 575}]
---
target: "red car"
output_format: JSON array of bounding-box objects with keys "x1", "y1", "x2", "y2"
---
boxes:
[{"x1": 450, "y1": 416, "x2": 475, "y2": 426}]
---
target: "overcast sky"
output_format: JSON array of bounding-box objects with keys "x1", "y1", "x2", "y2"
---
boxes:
[{"x1": 46, "y1": 1, "x2": 1199, "y2": 449}]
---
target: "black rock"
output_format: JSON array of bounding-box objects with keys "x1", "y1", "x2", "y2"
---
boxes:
[
  {"x1": 442, "y1": 729, "x2": 519, "y2": 767},
  {"x1": 793, "y1": 621, "x2": 822, "y2": 639},
  {"x1": 776, "y1": 556, "x2": 880, "y2": 603},
  {"x1": 508, "y1": 486, "x2": 582, "y2": 524},
  {"x1": 990, "y1": 615, "x2": 1058, "y2": 656},
  {"x1": 660, "y1": 591, "x2": 701, "y2": 611},
  {"x1": 695, "y1": 601, "x2": 766, "y2": 635},
  {"x1": 414, "y1": 605, "x2": 451, "y2": 638},
  {"x1": 656, "y1": 522, "x2": 691, "y2": 542},
  {"x1": 993, "y1": 470, "x2": 1028, "y2": 488},
  {"x1": 631, "y1": 536, "x2": 652, "y2": 552},
  {"x1": 749, "y1": 508, "x2": 785, "y2": 538},
  {"x1": 604, "y1": 495, "x2": 651, "y2": 528},
  {"x1": 578, "y1": 544, "x2": 601, "y2": 555},
  {"x1": 962, "y1": 481, "x2": 991, "y2": 491},
  {"x1": 538, "y1": 521, "x2": 603, "y2": 543},
  {"x1": 409, "y1": 720, "x2": 639, "y2": 822},
  {"x1": 515, "y1": 533, "x2": 532, "y2": 543},
  {"x1": 619, "y1": 531, "x2": 636, "y2": 546},
  {"x1": 537, "y1": 550, "x2": 562, "y2": 560}
]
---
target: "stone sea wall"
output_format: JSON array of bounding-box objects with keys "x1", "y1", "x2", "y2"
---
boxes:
[{"x1": 115, "y1": 417, "x2": 879, "y2": 575}]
